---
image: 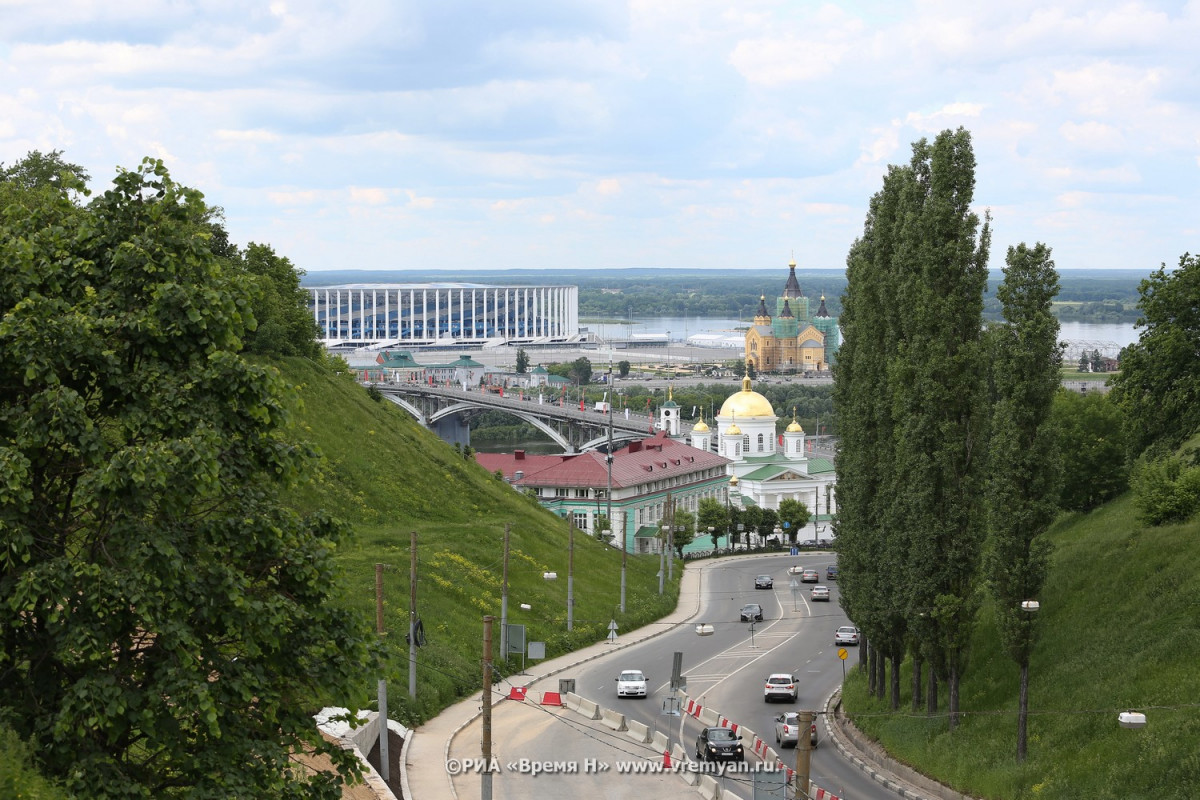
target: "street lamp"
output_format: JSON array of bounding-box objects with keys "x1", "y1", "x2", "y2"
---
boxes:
[
  {"x1": 658, "y1": 525, "x2": 668, "y2": 595},
  {"x1": 707, "y1": 525, "x2": 715, "y2": 554}
]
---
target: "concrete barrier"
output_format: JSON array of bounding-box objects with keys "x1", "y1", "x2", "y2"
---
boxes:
[
  {"x1": 563, "y1": 691, "x2": 582, "y2": 713},
  {"x1": 625, "y1": 719, "x2": 651, "y2": 744},
  {"x1": 737, "y1": 727, "x2": 754, "y2": 749},
  {"x1": 677, "y1": 746, "x2": 697, "y2": 786},
  {"x1": 576, "y1": 696, "x2": 601, "y2": 720},
  {"x1": 600, "y1": 707, "x2": 628, "y2": 732},
  {"x1": 698, "y1": 706, "x2": 720, "y2": 727},
  {"x1": 698, "y1": 774, "x2": 721, "y2": 800},
  {"x1": 765, "y1": 745, "x2": 779, "y2": 764},
  {"x1": 651, "y1": 730, "x2": 669, "y2": 752}
]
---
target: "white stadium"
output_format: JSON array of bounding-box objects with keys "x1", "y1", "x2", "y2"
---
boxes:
[{"x1": 307, "y1": 283, "x2": 579, "y2": 349}]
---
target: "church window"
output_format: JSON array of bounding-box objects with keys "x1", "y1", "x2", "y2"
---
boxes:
[
  {"x1": 757, "y1": 433, "x2": 764, "y2": 452},
  {"x1": 743, "y1": 435, "x2": 750, "y2": 451}
]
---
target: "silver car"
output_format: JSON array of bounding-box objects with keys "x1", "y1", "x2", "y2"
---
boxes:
[
  {"x1": 834, "y1": 626, "x2": 859, "y2": 646},
  {"x1": 774, "y1": 711, "x2": 818, "y2": 748}
]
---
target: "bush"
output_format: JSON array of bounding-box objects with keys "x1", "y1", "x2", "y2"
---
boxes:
[{"x1": 1131, "y1": 455, "x2": 1200, "y2": 525}]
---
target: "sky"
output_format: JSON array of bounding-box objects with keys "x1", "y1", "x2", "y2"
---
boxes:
[{"x1": 2, "y1": 1, "x2": 1198, "y2": 274}]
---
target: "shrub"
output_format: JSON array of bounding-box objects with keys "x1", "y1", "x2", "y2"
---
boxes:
[{"x1": 1131, "y1": 455, "x2": 1200, "y2": 525}]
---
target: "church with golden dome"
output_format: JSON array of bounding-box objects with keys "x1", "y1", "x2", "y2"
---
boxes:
[
  {"x1": 745, "y1": 259, "x2": 840, "y2": 374},
  {"x1": 684, "y1": 376, "x2": 837, "y2": 543}
]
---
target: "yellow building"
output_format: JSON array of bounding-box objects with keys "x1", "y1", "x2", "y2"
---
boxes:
[{"x1": 745, "y1": 259, "x2": 839, "y2": 374}]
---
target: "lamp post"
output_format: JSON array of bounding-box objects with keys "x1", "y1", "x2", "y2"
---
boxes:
[
  {"x1": 606, "y1": 361, "x2": 622, "y2": 614},
  {"x1": 707, "y1": 525, "x2": 715, "y2": 554},
  {"x1": 1017, "y1": 599, "x2": 1039, "y2": 762},
  {"x1": 658, "y1": 525, "x2": 667, "y2": 595}
]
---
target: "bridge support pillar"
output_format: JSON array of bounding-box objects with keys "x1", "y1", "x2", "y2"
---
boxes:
[{"x1": 433, "y1": 417, "x2": 471, "y2": 448}]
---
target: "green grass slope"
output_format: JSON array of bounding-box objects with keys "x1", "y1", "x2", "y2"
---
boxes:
[
  {"x1": 273, "y1": 358, "x2": 678, "y2": 726},
  {"x1": 842, "y1": 487, "x2": 1200, "y2": 798}
]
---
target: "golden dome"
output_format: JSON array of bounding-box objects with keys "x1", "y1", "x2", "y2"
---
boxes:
[
  {"x1": 730, "y1": 474, "x2": 739, "y2": 487},
  {"x1": 718, "y1": 375, "x2": 775, "y2": 419},
  {"x1": 693, "y1": 417, "x2": 709, "y2": 433},
  {"x1": 726, "y1": 422, "x2": 742, "y2": 435},
  {"x1": 786, "y1": 408, "x2": 804, "y2": 433}
]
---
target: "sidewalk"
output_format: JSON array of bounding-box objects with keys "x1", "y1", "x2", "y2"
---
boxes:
[{"x1": 402, "y1": 558, "x2": 713, "y2": 800}]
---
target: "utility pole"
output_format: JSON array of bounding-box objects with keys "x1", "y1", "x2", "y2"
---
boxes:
[
  {"x1": 499, "y1": 523, "x2": 510, "y2": 660},
  {"x1": 607, "y1": 360, "x2": 623, "y2": 614},
  {"x1": 375, "y1": 564, "x2": 389, "y2": 783},
  {"x1": 408, "y1": 530, "x2": 417, "y2": 699},
  {"x1": 481, "y1": 615, "x2": 494, "y2": 800},
  {"x1": 567, "y1": 516, "x2": 575, "y2": 630},
  {"x1": 794, "y1": 709, "x2": 814, "y2": 799}
]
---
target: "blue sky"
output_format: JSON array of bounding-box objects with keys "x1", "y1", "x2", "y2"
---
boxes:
[{"x1": 3, "y1": 1, "x2": 1197, "y2": 273}]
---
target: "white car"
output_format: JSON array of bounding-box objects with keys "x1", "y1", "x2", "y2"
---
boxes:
[
  {"x1": 616, "y1": 669, "x2": 648, "y2": 698},
  {"x1": 810, "y1": 585, "x2": 831, "y2": 602},
  {"x1": 787, "y1": 564, "x2": 805, "y2": 575},
  {"x1": 834, "y1": 626, "x2": 860, "y2": 646},
  {"x1": 764, "y1": 673, "x2": 797, "y2": 703}
]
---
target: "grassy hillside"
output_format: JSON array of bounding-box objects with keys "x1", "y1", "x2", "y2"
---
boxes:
[
  {"x1": 273, "y1": 358, "x2": 679, "y2": 726},
  {"x1": 842, "y1": 482, "x2": 1200, "y2": 798}
]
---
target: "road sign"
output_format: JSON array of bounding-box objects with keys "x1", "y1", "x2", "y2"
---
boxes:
[
  {"x1": 607, "y1": 620, "x2": 618, "y2": 643},
  {"x1": 838, "y1": 648, "x2": 848, "y2": 660}
]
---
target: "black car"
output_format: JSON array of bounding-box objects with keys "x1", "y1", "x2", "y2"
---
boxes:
[
  {"x1": 696, "y1": 726, "x2": 744, "y2": 761},
  {"x1": 739, "y1": 603, "x2": 764, "y2": 622},
  {"x1": 754, "y1": 574, "x2": 773, "y2": 589}
]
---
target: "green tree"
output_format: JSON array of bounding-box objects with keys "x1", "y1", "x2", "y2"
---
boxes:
[
  {"x1": 618, "y1": 360, "x2": 630, "y2": 378},
  {"x1": 1051, "y1": 391, "x2": 1129, "y2": 510},
  {"x1": 515, "y1": 347, "x2": 530, "y2": 373},
  {"x1": 777, "y1": 498, "x2": 811, "y2": 546},
  {"x1": 568, "y1": 356, "x2": 593, "y2": 385},
  {"x1": 670, "y1": 509, "x2": 695, "y2": 557},
  {"x1": 984, "y1": 242, "x2": 1063, "y2": 762},
  {"x1": 0, "y1": 159, "x2": 373, "y2": 798},
  {"x1": 236, "y1": 242, "x2": 322, "y2": 359},
  {"x1": 697, "y1": 497, "x2": 728, "y2": 549},
  {"x1": 1109, "y1": 253, "x2": 1200, "y2": 457},
  {"x1": 0, "y1": 148, "x2": 90, "y2": 190}
]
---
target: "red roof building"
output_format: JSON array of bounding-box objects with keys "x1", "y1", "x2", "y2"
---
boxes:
[{"x1": 475, "y1": 431, "x2": 731, "y2": 554}]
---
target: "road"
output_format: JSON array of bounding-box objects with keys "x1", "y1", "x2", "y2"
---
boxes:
[{"x1": 447, "y1": 553, "x2": 881, "y2": 800}]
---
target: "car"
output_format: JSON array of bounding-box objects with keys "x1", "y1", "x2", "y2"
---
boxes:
[
  {"x1": 754, "y1": 574, "x2": 774, "y2": 589},
  {"x1": 787, "y1": 564, "x2": 805, "y2": 575},
  {"x1": 825, "y1": 564, "x2": 839, "y2": 580},
  {"x1": 764, "y1": 673, "x2": 797, "y2": 702},
  {"x1": 810, "y1": 585, "x2": 830, "y2": 602},
  {"x1": 739, "y1": 603, "x2": 764, "y2": 622},
  {"x1": 800, "y1": 568, "x2": 820, "y2": 583},
  {"x1": 696, "y1": 726, "x2": 744, "y2": 761},
  {"x1": 615, "y1": 669, "x2": 648, "y2": 698},
  {"x1": 834, "y1": 626, "x2": 860, "y2": 646},
  {"x1": 774, "y1": 711, "x2": 819, "y2": 748}
]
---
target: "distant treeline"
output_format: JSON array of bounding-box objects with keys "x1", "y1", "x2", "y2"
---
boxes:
[{"x1": 304, "y1": 268, "x2": 1147, "y2": 323}]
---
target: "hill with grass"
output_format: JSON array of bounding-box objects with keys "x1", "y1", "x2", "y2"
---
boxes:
[
  {"x1": 842, "y1": 457, "x2": 1200, "y2": 799},
  {"x1": 273, "y1": 357, "x2": 679, "y2": 726}
]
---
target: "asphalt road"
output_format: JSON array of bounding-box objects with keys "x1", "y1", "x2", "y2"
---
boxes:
[{"x1": 447, "y1": 553, "x2": 880, "y2": 800}]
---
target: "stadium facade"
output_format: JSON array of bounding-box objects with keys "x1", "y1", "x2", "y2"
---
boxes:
[{"x1": 307, "y1": 283, "x2": 579, "y2": 348}]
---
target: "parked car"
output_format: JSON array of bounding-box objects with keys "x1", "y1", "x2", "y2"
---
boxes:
[
  {"x1": 615, "y1": 669, "x2": 648, "y2": 698},
  {"x1": 763, "y1": 673, "x2": 797, "y2": 702},
  {"x1": 740, "y1": 603, "x2": 764, "y2": 622},
  {"x1": 834, "y1": 626, "x2": 860, "y2": 646},
  {"x1": 696, "y1": 726, "x2": 744, "y2": 761},
  {"x1": 810, "y1": 585, "x2": 831, "y2": 602},
  {"x1": 754, "y1": 574, "x2": 774, "y2": 589},
  {"x1": 800, "y1": 568, "x2": 820, "y2": 583},
  {"x1": 825, "y1": 564, "x2": 839, "y2": 580},
  {"x1": 774, "y1": 711, "x2": 819, "y2": 748}
]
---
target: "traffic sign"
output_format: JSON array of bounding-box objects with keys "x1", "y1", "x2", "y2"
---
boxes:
[{"x1": 838, "y1": 648, "x2": 848, "y2": 660}]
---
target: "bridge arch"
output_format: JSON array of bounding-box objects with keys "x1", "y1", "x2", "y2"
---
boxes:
[{"x1": 429, "y1": 403, "x2": 571, "y2": 451}]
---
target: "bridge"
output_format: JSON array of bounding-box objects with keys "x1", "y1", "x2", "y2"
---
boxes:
[{"x1": 371, "y1": 383, "x2": 686, "y2": 452}]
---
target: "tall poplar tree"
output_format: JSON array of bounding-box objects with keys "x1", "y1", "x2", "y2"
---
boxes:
[
  {"x1": 834, "y1": 163, "x2": 917, "y2": 706},
  {"x1": 984, "y1": 242, "x2": 1063, "y2": 762},
  {"x1": 887, "y1": 129, "x2": 990, "y2": 726}
]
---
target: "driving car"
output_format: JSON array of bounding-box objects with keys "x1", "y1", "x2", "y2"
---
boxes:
[
  {"x1": 787, "y1": 564, "x2": 805, "y2": 575},
  {"x1": 800, "y1": 568, "x2": 820, "y2": 583},
  {"x1": 834, "y1": 626, "x2": 860, "y2": 646},
  {"x1": 774, "y1": 711, "x2": 819, "y2": 748},
  {"x1": 754, "y1": 574, "x2": 774, "y2": 589},
  {"x1": 810, "y1": 585, "x2": 831, "y2": 602},
  {"x1": 739, "y1": 603, "x2": 764, "y2": 622},
  {"x1": 615, "y1": 669, "x2": 648, "y2": 698},
  {"x1": 696, "y1": 726, "x2": 744, "y2": 761},
  {"x1": 825, "y1": 564, "x2": 839, "y2": 580},
  {"x1": 763, "y1": 673, "x2": 797, "y2": 702}
]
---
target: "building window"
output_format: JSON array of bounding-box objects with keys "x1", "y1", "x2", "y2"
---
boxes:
[
  {"x1": 743, "y1": 435, "x2": 750, "y2": 451},
  {"x1": 556, "y1": 488, "x2": 569, "y2": 497},
  {"x1": 573, "y1": 512, "x2": 588, "y2": 530},
  {"x1": 575, "y1": 488, "x2": 589, "y2": 498},
  {"x1": 757, "y1": 433, "x2": 765, "y2": 452}
]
